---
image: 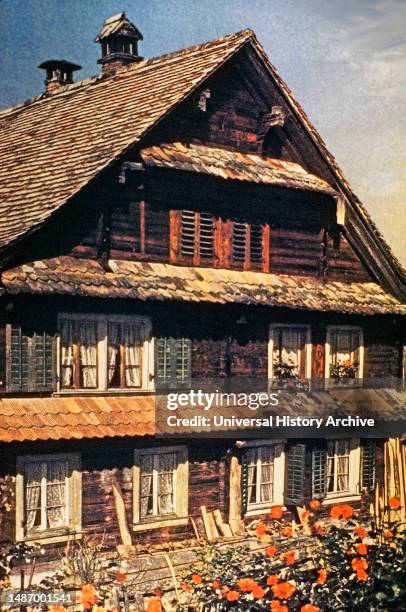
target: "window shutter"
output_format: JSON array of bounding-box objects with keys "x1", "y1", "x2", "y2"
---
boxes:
[
  {"x1": 199, "y1": 213, "x2": 214, "y2": 259},
  {"x1": 174, "y1": 338, "x2": 191, "y2": 385},
  {"x1": 32, "y1": 332, "x2": 56, "y2": 391},
  {"x1": 180, "y1": 210, "x2": 196, "y2": 257},
  {"x1": 232, "y1": 222, "x2": 247, "y2": 263},
  {"x1": 286, "y1": 444, "x2": 306, "y2": 505},
  {"x1": 7, "y1": 325, "x2": 55, "y2": 392},
  {"x1": 241, "y1": 452, "x2": 249, "y2": 516},
  {"x1": 312, "y1": 448, "x2": 327, "y2": 498},
  {"x1": 250, "y1": 224, "x2": 263, "y2": 265},
  {"x1": 7, "y1": 324, "x2": 30, "y2": 391},
  {"x1": 155, "y1": 337, "x2": 171, "y2": 387},
  {"x1": 155, "y1": 337, "x2": 191, "y2": 388},
  {"x1": 361, "y1": 440, "x2": 376, "y2": 490}
]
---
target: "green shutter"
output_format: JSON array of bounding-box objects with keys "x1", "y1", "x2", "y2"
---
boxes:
[
  {"x1": 312, "y1": 448, "x2": 327, "y2": 498},
  {"x1": 156, "y1": 337, "x2": 191, "y2": 388},
  {"x1": 361, "y1": 440, "x2": 376, "y2": 490},
  {"x1": 7, "y1": 325, "x2": 55, "y2": 392},
  {"x1": 286, "y1": 444, "x2": 306, "y2": 505}
]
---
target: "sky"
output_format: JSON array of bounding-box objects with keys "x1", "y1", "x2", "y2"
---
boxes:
[{"x1": 0, "y1": 0, "x2": 405, "y2": 266}]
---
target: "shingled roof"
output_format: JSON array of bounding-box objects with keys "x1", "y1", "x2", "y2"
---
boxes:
[{"x1": 2, "y1": 257, "x2": 406, "y2": 315}]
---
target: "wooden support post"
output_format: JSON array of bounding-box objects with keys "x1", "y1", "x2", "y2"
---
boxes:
[
  {"x1": 112, "y1": 480, "x2": 132, "y2": 547},
  {"x1": 228, "y1": 455, "x2": 244, "y2": 535}
]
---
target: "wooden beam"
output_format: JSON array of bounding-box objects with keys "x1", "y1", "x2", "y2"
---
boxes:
[
  {"x1": 112, "y1": 480, "x2": 132, "y2": 547},
  {"x1": 228, "y1": 455, "x2": 244, "y2": 535}
]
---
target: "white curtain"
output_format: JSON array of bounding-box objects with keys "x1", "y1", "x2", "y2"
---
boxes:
[
  {"x1": 157, "y1": 452, "x2": 176, "y2": 515},
  {"x1": 337, "y1": 440, "x2": 350, "y2": 492},
  {"x1": 25, "y1": 462, "x2": 43, "y2": 531},
  {"x1": 47, "y1": 461, "x2": 67, "y2": 528},
  {"x1": 140, "y1": 455, "x2": 153, "y2": 518},
  {"x1": 124, "y1": 324, "x2": 142, "y2": 387},
  {"x1": 260, "y1": 447, "x2": 274, "y2": 503},
  {"x1": 281, "y1": 329, "x2": 300, "y2": 374},
  {"x1": 60, "y1": 320, "x2": 74, "y2": 387},
  {"x1": 107, "y1": 323, "x2": 119, "y2": 384},
  {"x1": 79, "y1": 322, "x2": 97, "y2": 388},
  {"x1": 246, "y1": 449, "x2": 257, "y2": 505}
]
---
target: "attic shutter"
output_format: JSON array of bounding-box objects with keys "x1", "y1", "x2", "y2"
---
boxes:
[
  {"x1": 250, "y1": 224, "x2": 263, "y2": 265},
  {"x1": 155, "y1": 337, "x2": 191, "y2": 388},
  {"x1": 312, "y1": 448, "x2": 327, "y2": 498},
  {"x1": 232, "y1": 222, "x2": 247, "y2": 263},
  {"x1": 6, "y1": 325, "x2": 55, "y2": 392},
  {"x1": 286, "y1": 444, "x2": 306, "y2": 505},
  {"x1": 361, "y1": 440, "x2": 376, "y2": 490}
]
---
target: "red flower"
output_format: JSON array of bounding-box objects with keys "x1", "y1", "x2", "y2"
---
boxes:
[
  {"x1": 267, "y1": 575, "x2": 279, "y2": 586},
  {"x1": 213, "y1": 580, "x2": 221, "y2": 590},
  {"x1": 309, "y1": 499, "x2": 321, "y2": 510},
  {"x1": 265, "y1": 545, "x2": 277, "y2": 558},
  {"x1": 281, "y1": 526, "x2": 293, "y2": 537},
  {"x1": 272, "y1": 581, "x2": 296, "y2": 600},
  {"x1": 315, "y1": 569, "x2": 328, "y2": 585},
  {"x1": 226, "y1": 590, "x2": 240, "y2": 602},
  {"x1": 252, "y1": 585, "x2": 266, "y2": 599},
  {"x1": 116, "y1": 570, "x2": 127, "y2": 583},
  {"x1": 181, "y1": 583, "x2": 191, "y2": 592},
  {"x1": 270, "y1": 602, "x2": 288, "y2": 612},
  {"x1": 270, "y1": 505, "x2": 284, "y2": 519},
  {"x1": 389, "y1": 497, "x2": 401, "y2": 509},
  {"x1": 357, "y1": 543, "x2": 368, "y2": 555},
  {"x1": 352, "y1": 557, "x2": 368, "y2": 571},
  {"x1": 301, "y1": 605, "x2": 320, "y2": 612},
  {"x1": 256, "y1": 523, "x2": 267, "y2": 537},
  {"x1": 353, "y1": 526, "x2": 367, "y2": 540},
  {"x1": 356, "y1": 569, "x2": 368, "y2": 581},
  {"x1": 383, "y1": 529, "x2": 394, "y2": 539},
  {"x1": 80, "y1": 584, "x2": 98, "y2": 610},
  {"x1": 146, "y1": 598, "x2": 162, "y2": 612},
  {"x1": 191, "y1": 574, "x2": 203, "y2": 585},
  {"x1": 330, "y1": 504, "x2": 353, "y2": 519},
  {"x1": 237, "y1": 578, "x2": 258, "y2": 592},
  {"x1": 281, "y1": 549, "x2": 298, "y2": 565}
]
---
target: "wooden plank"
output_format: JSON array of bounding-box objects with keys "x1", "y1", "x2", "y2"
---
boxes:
[
  {"x1": 213, "y1": 509, "x2": 233, "y2": 538},
  {"x1": 112, "y1": 480, "x2": 132, "y2": 547},
  {"x1": 207, "y1": 511, "x2": 220, "y2": 540},
  {"x1": 200, "y1": 505, "x2": 216, "y2": 541},
  {"x1": 228, "y1": 455, "x2": 245, "y2": 535}
]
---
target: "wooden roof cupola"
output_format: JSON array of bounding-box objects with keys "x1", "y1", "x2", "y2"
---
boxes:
[
  {"x1": 96, "y1": 12, "x2": 143, "y2": 76},
  {"x1": 38, "y1": 60, "x2": 82, "y2": 93}
]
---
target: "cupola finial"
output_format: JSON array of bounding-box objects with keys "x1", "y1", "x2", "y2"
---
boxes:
[{"x1": 96, "y1": 12, "x2": 143, "y2": 76}]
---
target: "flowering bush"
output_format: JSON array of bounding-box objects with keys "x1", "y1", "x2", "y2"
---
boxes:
[
  {"x1": 173, "y1": 501, "x2": 405, "y2": 611},
  {"x1": 330, "y1": 359, "x2": 358, "y2": 382}
]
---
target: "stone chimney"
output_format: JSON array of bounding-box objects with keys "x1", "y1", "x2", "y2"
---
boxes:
[
  {"x1": 38, "y1": 60, "x2": 82, "y2": 93},
  {"x1": 96, "y1": 12, "x2": 143, "y2": 76}
]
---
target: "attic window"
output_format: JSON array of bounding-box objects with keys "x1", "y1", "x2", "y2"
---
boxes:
[{"x1": 180, "y1": 210, "x2": 214, "y2": 263}]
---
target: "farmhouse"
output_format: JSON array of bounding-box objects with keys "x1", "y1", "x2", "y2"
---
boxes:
[{"x1": 0, "y1": 12, "x2": 405, "y2": 591}]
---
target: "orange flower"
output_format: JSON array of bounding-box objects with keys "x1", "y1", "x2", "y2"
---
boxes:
[
  {"x1": 389, "y1": 497, "x2": 401, "y2": 509},
  {"x1": 81, "y1": 584, "x2": 98, "y2": 610},
  {"x1": 272, "y1": 581, "x2": 296, "y2": 600},
  {"x1": 116, "y1": 570, "x2": 127, "y2": 583},
  {"x1": 267, "y1": 575, "x2": 279, "y2": 586},
  {"x1": 252, "y1": 585, "x2": 266, "y2": 599},
  {"x1": 226, "y1": 590, "x2": 240, "y2": 602},
  {"x1": 356, "y1": 569, "x2": 368, "y2": 581},
  {"x1": 237, "y1": 577, "x2": 258, "y2": 592},
  {"x1": 213, "y1": 579, "x2": 221, "y2": 590},
  {"x1": 270, "y1": 505, "x2": 284, "y2": 519},
  {"x1": 146, "y1": 598, "x2": 162, "y2": 612},
  {"x1": 270, "y1": 602, "x2": 288, "y2": 612},
  {"x1": 301, "y1": 605, "x2": 320, "y2": 612},
  {"x1": 309, "y1": 499, "x2": 321, "y2": 510},
  {"x1": 49, "y1": 606, "x2": 65, "y2": 612},
  {"x1": 330, "y1": 504, "x2": 353, "y2": 519},
  {"x1": 281, "y1": 526, "x2": 293, "y2": 537},
  {"x1": 315, "y1": 568, "x2": 328, "y2": 585},
  {"x1": 383, "y1": 529, "x2": 393, "y2": 539},
  {"x1": 281, "y1": 549, "x2": 298, "y2": 565},
  {"x1": 353, "y1": 526, "x2": 367, "y2": 540},
  {"x1": 343, "y1": 360, "x2": 352, "y2": 368},
  {"x1": 256, "y1": 523, "x2": 267, "y2": 537},
  {"x1": 357, "y1": 543, "x2": 368, "y2": 555},
  {"x1": 265, "y1": 545, "x2": 277, "y2": 558},
  {"x1": 191, "y1": 574, "x2": 203, "y2": 585},
  {"x1": 352, "y1": 557, "x2": 368, "y2": 571},
  {"x1": 181, "y1": 582, "x2": 191, "y2": 592}
]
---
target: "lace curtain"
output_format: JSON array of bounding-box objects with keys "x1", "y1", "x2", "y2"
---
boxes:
[
  {"x1": 157, "y1": 452, "x2": 175, "y2": 515},
  {"x1": 259, "y1": 447, "x2": 274, "y2": 503},
  {"x1": 25, "y1": 460, "x2": 67, "y2": 531},
  {"x1": 246, "y1": 449, "x2": 258, "y2": 506},
  {"x1": 139, "y1": 452, "x2": 176, "y2": 518},
  {"x1": 46, "y1": 461, "x2": 67, "y2": 528},
  {"x1": 123, "y1": 324, "x2": 142, "y2": 387},
  {"x1": 60, "y1": 320, "x2": 74, "y2": 387},
  {"x1": 327, "y1": 440, "x2": 350, "y2": 493},
  {"x1": 140, "y1": 455, "x2": 153, "y2": 518},
  {"x1": 107, "y1": 323, "x2": 120, "y2": 384},
  {"x1": 79, "y1": 322, "x2": 97, "y2": 388},
  {"x1": 25, "y1": 462, "x2": 43, "y2": 531}
]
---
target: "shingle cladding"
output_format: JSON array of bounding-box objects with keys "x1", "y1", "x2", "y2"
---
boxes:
[{"x1": 2, "y1": 257, "x2": 406, "y2": 315}]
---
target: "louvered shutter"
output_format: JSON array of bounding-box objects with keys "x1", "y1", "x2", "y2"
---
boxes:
[
  {"x1": 6, "y1": 325, "x2": 55, "y2": 392},
  {"x1": 286, "y1": 444, "x2": 306, "y2": 505},
  {"x1": 361, "y1": 440, "x2": 376, "y2": 490},
  {"x1": 155, "y1": 337, "x2": 191, "y2": 388},
  {"x1": 241, "y1": 452, "x2": 249, "y2": 516},
  {"x1": 250, "y1": 224, "x2": 263, "y2": 265},
  {"x1": 312, "y1": 448, "x2": 327, "y2": 498},
  {"x1": 32, "y1": 332, "x2": 56, "y2": 391},
  {"x1": 7, "y1": 324, "x2": 30, "y2": 391},
  {"x1": 232, "y1": 222, "x2": 247, "y2": 263}
]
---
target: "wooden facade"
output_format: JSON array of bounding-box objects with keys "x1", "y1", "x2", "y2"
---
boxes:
[{"x1": 0, "y1": 16, "x2": 405, "y2": 584}]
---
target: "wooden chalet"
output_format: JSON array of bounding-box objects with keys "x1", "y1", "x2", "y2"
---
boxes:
[{"x1": 0, "y1": 12, "x2": 405, "y2": 584}]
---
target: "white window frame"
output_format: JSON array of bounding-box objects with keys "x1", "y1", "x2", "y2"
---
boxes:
[
  {"x1": 268, "y1": 324, "x2": 312, "y2": 380},
  {"x1": 324, "y1": 438, "x2": 361, "y2": 503},
  {"x1": 325, "y1": 326, "x2": 364, "y2": 380},
  {"x1": 133, "y1": 446, "x2": 188, "y2": 531},
  {"x1": 239, "y1": 440, "x2": 285, "y2": 516},
  {"x1": 16, "y1": 452, "x2": 81, "y2": 544},
  {"x1": 57, "y1": 313, "x2": 153, "y2": 392}
]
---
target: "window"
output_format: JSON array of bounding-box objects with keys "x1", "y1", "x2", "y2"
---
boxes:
[
  {"x1": 59, "y1": 314, "x2": 152, "y2": 391},
  {"x1": 326, "y1": 326, "x2": 363, "y2": 382},
  {"x1": 312, "y1": 439, "x2": 360, "y2": 500},
  {"x1": 5, "y1": 324, "x2": 55, "y2": 392},
  {"x1": 155, "y1": 337, "x2": 191, "y2": 388},
  {"x1": 180, "y1": 210, "x2": 214, "y2": 263},
  {"x1": 133, "y1": 446, "x2": 188, "y2": 530},
  {"x1": 269, "y1": 325, "x2": 311, "y2": 383},
  {"x1": 16, "y1": 453, "x2": 81, "y2": 542},
  {"x1": 241, "y1": 441, "x2": 285, "y2": 514},
  {"x1": 232, "y1": 222, "x2": 264, "y2": 269}
]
